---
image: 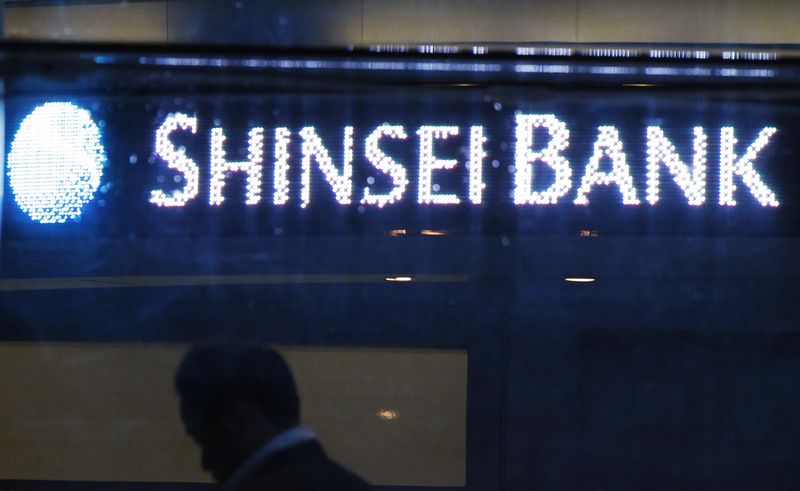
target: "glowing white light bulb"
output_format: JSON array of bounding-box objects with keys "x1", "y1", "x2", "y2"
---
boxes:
[
  {"x1": 149, "y1": 113, "x2": 199, "y2": 207},
  {"x1": 469, "y1": 126, "x2": 487, "y2": 204},
  {"x1": 719, "y1": 127, "x2": 779, "y2": 207},
  {"x1": 574, "y1": 126, "x2": 640, "y2": 205},
  {"x1": 7, "y1": 102, "x2": 106, "y2": 223},
  {"x1": 209, "y1": 126, "x2": 264, "y2": 206},
  {"x1": 362, "y1": 125, "x2": 409, "y2": 207},
  {"x1": 417, "y1": 125, "x2": 460, "y2": 205},
  {"x1": 273, "y1": 127, "x2": 291, "y2": 205},
  {"x1": 513, "y1": 114, "x2": 572, "y2": 204},
  {"x1": 646, "y1": 126, "x2": 707, "y2": 206},
  {"x1": 299, "y1": 126, "x2": 353, "y2": 208}
]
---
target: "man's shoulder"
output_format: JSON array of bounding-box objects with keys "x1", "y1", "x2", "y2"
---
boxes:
[{"x1": 234, "y1": 441, "x2": 372, "y2": 491}]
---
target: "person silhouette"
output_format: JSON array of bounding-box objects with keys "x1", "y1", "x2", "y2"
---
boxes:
[{"x1": 175, "y1": 343, "x2": 371, "y2": 490}]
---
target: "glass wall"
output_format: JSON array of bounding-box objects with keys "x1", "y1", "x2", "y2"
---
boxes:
[{"x1": 2, "y1": 3, "x2": 800, "y2": 490}]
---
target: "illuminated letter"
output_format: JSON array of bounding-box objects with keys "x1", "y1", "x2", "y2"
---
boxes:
[
  {"x1": 417, "y1": 125, "x2": 460, "y2": 205},
  {"x1": 719, "y1": 127, "x2": 779, "y2": 207},
  {"x1": 209, "y1": 127, "x2": 264, "y2": 206},
  {"x1": 273, "y1": 127, "x2": 291, "y2": 205},
  {"x1": 646, "y1": 127, "x2": 707, "y2": 206},
  {"x1": 299, "y1": 126, "x2": 353, "y2": 208},
  {"x1": 362, "y1": 125, "x2": 409, "y2": 207},
  {"x1": 574, "y1": 126, "x2": 639, "y2": 205},
  {"x1": 469, "y1": 126, "x2": 487, "y2": 204},
  {"x1": 514, "y1": 114, "x2": 571, "y2": 204},
  {"x1": 149, "y1": 113, "x2": 199, "y2": 207}
]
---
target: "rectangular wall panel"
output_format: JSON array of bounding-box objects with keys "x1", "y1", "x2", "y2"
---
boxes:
[
  {"x1": 166, "y1": 0, "x2": 362, "y2": 46},
  {"x1": 577, "y1": 0, "x2": 800, "y2": 43},
  {"x1": 5, "y1": 0, "x2": 800, "y2": 45},
  {"x1": 5, "y1": 3, "x2": 167, "y2": 42},
  {"x1": 363, "y1": 0, "x2": 578, "y2": 43},
  {"x1": 0, "y1": 343, "x2": 467, "y2": 486}
]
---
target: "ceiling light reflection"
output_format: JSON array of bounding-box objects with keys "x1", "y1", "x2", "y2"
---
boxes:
[
  {"x1": 377, "y1": 409, "x2": 399, "y2": 421},
  {"x1": 565, "y1": 277, "x2": 596, "y2": 283},
  {"x1": 386, "y1": 276, "x2": 413, "y2": 282}
]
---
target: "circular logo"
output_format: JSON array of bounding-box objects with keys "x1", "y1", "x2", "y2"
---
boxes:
[{"x1": 7, "y1": 102, "x2": 106, "y2": 223}]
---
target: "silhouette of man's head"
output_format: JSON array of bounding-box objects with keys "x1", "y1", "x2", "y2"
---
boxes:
[{"x1": 175, "y1": 343, "x2": 300, "y2": 482}]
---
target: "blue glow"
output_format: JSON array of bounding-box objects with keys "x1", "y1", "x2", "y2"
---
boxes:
[{"x1": 7, "y1": 102, "x2": 106, "y2": 223}]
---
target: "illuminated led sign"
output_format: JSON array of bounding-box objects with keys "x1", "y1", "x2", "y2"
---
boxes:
[
  {"x1": 5, "y1": 103, "x2": 782, "y2": 224},
  {"x1": 148, "y1": 113, "x2": 780, "y2": 210},
  {"x1": 7, "y1": 103, "x2": 106, "y2": 223}
]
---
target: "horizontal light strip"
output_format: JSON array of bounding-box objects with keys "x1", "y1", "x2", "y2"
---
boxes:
[
  {"x1": 0, "y1": 273, "x2": 469, "y2": 292},
  {"x1": 564, "y1": 277, "x2": 596, "y2": 283},
  {"x1": 385, "y1": 276, "x2": 413, "y2": 282}
]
